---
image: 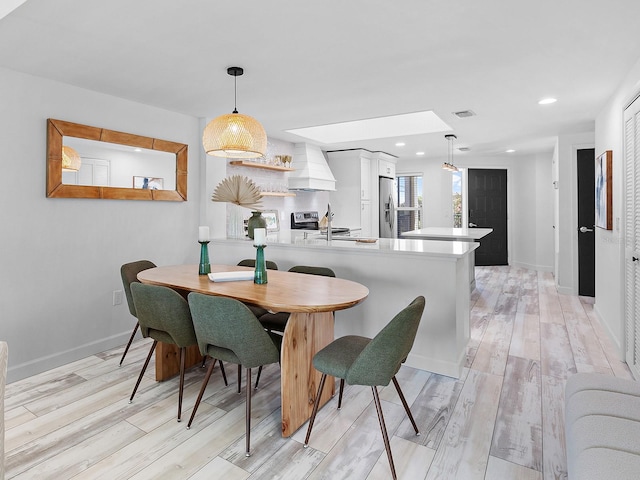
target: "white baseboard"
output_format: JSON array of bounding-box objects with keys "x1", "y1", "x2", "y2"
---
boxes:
[
  {"x1": 592, "y1": 303, "x2": 624, "y2": 360},
  {"x1": 511, "y1": 261, "x2": 554, "y2": 272},
  {"x1": 6, "y1": 331, "x2": 135, "y2": 383}
]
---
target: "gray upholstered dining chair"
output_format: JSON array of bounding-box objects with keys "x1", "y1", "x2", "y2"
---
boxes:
[
  {"x1": 186, "y1": 293, "x2": 281, "y2": 457},
  {"x1": 303, "y1": 296, "x2": 426, "y2": 480},
  {"x1": 129, "y1": 283, "x2": 200, "y2": 422},
  {"x1": 120, "y1": 260, "x2": 157, "y2": 366}
]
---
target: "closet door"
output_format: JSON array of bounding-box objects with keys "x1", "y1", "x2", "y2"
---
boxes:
[{"x1": 624, "y1": 94, "x2": 640, "y2": 377}]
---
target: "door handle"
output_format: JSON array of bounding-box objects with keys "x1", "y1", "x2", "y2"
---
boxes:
[
  {"x1": 579, "y1": 226, "x2": 594, "y2": 233},
  {"x1": 469, "y1": 222, "x2": 478, "y2": 227},
  {"x1": 633, "y1": 257, "x2": 639, "y2": 262}
]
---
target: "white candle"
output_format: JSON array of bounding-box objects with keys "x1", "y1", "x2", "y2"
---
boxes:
[
  {"x1": 253, "y1": 228, "x2": 266, "y2": 246},
  {"x1": 198, "y1": 226, "x2": 209, "y2": 242}
]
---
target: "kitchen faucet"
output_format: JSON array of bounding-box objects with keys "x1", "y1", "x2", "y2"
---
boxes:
[{"x1": 326, "y1": 203, "x2": 332, "y2": 243}]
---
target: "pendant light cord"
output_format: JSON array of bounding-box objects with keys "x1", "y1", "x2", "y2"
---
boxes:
[{"x1": 233, "y1": 74, "x2": 238, "y2": 114}]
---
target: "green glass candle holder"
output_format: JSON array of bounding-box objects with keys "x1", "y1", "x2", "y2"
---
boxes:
[
  {"x1": 254, "y1": 245, "x2": 268, "y2": 284},
  {"x1": 198, "y1": 241, "x2": 211, "y2": 275}
]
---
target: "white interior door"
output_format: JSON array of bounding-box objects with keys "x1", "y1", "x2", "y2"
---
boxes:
[{"x1": 624, "y1": 93, "x2": 640, "y2": 377}]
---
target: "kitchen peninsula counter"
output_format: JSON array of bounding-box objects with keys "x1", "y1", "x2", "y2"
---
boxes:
[{"x1": 208, "y1": 234, "x2": 477, "y2": 378}]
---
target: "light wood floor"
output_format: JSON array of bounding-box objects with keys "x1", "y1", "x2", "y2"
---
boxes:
[{"x1": 4, "y1": 266, "x2": 633, "y2": 479}]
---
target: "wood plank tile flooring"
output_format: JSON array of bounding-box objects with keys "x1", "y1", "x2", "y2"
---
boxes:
[{"x1": 4, "y1": 266, "x2": 634, "y2": 479}]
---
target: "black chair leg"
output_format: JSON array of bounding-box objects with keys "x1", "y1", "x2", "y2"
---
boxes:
[
  {"x1": 187, "y1": 358, "x2": 218, "y2": 429},
  {"x1": 200, "y1": 355, "x2": 207, "y2": 368},
  {"x1": 129, "y1": 340, "x2": 157, "y2": 403},
  {"x1": 177, "y1": 347, "x2": 186, "y2": 422},
  {"x1": 337, "y1": 379, "x2": 345, "y2": 409},
  {"x1": 372, "y1": 386, "x2": 397, "y2": 480},
  {"x1": 119, "y1": 323, "x2": 139, "y2": 366},
  {"x1": 254, "y1": 365, "x2": 263, "y2": 389},
  {"x1": 304, "y1": 373, "x2": 328, "y2": 447},
  {"x1": 245, "y1": 367, "x2": 252, "y2": 457},
  {"x1": 392, "y1": 376, "x2": 420, "y2": 436},
  {"x1": 219, "y1": 360, "x2": 228, "y2": 386},
  {"x1": 237, "y1": 364, "x2": 242, "y2": 394}
]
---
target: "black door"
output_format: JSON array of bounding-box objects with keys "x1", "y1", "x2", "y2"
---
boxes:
[
  {"x1": 468, "y1": 169, "x2": 508, "y2": 266},
  {"x1": 577, "y1": 148, "x2": 595, "y2": 296}
]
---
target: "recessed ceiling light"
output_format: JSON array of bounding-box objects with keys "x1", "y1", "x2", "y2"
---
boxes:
[
  {"x1": 286, "y1": 111, "x2": 452, "y2": 144},
  {"x1": 506, "y1": 149, "x2": 516, "y2": 153},
  {"x1": 395, "y1": 142, "x2": 405, "y2": 147},
  {"x1": 416, "y1": 152, "x2": 425, "y2": 156},
  {"x1": 538, "y1": 98, "x2": 557, "y2": 105}
]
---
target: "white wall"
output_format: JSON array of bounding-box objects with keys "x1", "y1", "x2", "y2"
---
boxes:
[
  {"x1": 594, "y1": 56, "x2": 640, "y2": 355},
  {"x1": 397, "y1": 152, "x2": 554, "y2": 271},
  {"x1": 554, "y1": 132, "x2": 595, "y2": 294},
  {"x1": 0, "y1": 67, "x2": 201, "y2": 382}
]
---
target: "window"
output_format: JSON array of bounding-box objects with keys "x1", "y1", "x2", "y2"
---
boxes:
[
  {"x1": 397, "y1": 175, "x2": 422, "y2": 235},
  {"x1": 452, "y1": 171, "x2": 462, "y2": 227}
]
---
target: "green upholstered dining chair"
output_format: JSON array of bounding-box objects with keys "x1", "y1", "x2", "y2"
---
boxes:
[
  {"x1": 120, "y1": 260, "x2": 156, "y2": 366},
  {"x1": 129, "y1": 282, "x2": 199, "y2": 422},
  {"x1": 258, "y1": 265, "x2": 335, "y2": 333},
  {"x1": 187, "y1": 293, "x2": 281, "y2": 457},
  {"x1": 304, "y1": 296, "x2": 426, "y2": 480},
  {"x1": 253, "y1": 265, "x2": 336, "y2": 390},
  {"x1": 236, "y1": 259, "x2": 278, "y2": 318}
]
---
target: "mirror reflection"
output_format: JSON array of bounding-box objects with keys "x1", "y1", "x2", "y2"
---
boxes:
[
  {"x1": 61, "y1": 137, "x2": 176, "y2": 190},
  {"x1": 47, "y1": 118, "x2": 188, "y2": 201}
]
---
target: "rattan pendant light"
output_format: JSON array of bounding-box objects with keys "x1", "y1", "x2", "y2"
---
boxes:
[
  {"x1": 62, "y1": 145, "x2": 81, "y2": 171},
  {"x1": 442, "y1": 134, "x2": 459, "y2": 172},
  {"x1": 203, "y1": 67, "x2": 267, "y2": 159}
]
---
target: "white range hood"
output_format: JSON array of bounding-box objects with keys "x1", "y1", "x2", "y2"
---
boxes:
[{"x1": 288, "y1": 143, "x2": 336, "y2": 191}]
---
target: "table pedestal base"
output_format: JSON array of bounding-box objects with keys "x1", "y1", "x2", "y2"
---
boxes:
[
  {"x1": 281, "y1": 311, "x2": 335, "y2": 437},
  {"x1": 155, "y1": 343, "x2": 202, "y2": 381}
]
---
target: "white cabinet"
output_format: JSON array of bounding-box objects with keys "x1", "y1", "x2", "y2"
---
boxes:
[
  {"x1": 361, "y1": 158, "x2": 371, "y2": 200},
  {"x1": 378, "y1": 159, "x2": 395, "y2": 178},
  {"x1": 327, "y1": 150, "x2": 374, "y2": 237},
  {"x1": 360, "y1": 201, "x2": 372, "y2": 236}
]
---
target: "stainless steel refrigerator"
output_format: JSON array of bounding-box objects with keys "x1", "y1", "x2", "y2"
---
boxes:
[{"x1": 379, "y1": 176, "x2": 397, "y2": 238}]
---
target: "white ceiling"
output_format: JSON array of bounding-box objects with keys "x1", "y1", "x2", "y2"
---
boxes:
[{"x1": 2, "y1": 0, "x2": 640, "y2": 161}]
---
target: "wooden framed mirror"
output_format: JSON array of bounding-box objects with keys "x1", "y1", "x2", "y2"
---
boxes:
[{"x1": 46, "y1": 119, "x2": 188, "y2": 201}]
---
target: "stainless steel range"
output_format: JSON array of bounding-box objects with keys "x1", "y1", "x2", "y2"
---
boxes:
[{"x1": 290, "y1": 211, "x2": 350, "y2": 234}]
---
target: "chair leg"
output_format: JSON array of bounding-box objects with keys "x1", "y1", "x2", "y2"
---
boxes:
[
  {"x1": 119, "y1": 323, "x2": 139, "y2": 366},
  {"x1": 187, "y1": 358, "x2": 218, "y2": 429},
  {"x1": 254, "y1": 365, "x2": 263, "y2": 389},
  {"x1": 245, "y1": 367, "x2": 252, "y2": 457},
  {"x1": 237, "y1": 364, "x2": 242, "y2": 394},
  {"x1": 337, "y1": 378, "x2": 345, "y2": 409},
  {"x1": 304, "y1": 373, "x2": 328, "y2": 447},
  {"x1": 177, "y1": 347, "x2": 186, "y2": 422},
  {"x1": 392, "y1": 376, "x2": 420, "y2": 436},
  {"x1": 200, "y1": 355, "x2": 207, "y2": 368},
  {"x1": 372, "y1": 386, "x2": 397, "y2": 480},
  {"x1": 219, "y1": 361, "x2": 228, "y2": 386},
  {"x1": 129, "y1": 340, "x2": 157, "y2": 403}
]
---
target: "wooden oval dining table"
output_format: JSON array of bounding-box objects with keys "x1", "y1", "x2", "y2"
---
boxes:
[{"x1": 138, "y1": 263, "x2": 369, "y2": 437}]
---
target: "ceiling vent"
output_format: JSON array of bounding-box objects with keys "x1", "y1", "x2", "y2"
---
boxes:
[
  {"x1": 457, "y1": 147, "x2": 470, "y2": 152},
  {"x1": 452, "y1": 110, "x2": 476, "y2": 118}
]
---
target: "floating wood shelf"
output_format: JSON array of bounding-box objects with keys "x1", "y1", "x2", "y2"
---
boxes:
[
  {"x1": 260, "y1": 192, "x2": 296, "y2": 197},
  {"x1": 229, "y1": 160, "x2": 294, "y2": 172}
]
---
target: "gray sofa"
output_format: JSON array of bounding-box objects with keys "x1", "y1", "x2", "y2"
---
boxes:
[{"x1": 565, "y1": 373, "x2": 640, "y2": 479}]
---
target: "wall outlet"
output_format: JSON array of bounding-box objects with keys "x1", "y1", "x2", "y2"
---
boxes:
[{"x1": 113, "y1": 290, "x2": 123, "y2": 306}]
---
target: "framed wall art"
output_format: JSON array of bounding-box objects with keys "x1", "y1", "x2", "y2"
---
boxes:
[
  {"x1": 595, "y1": 150, "x2": 612, "y2": 230},
  {"x1": 133, "y1": 176, "x2": 164, "y2": 190},
  {"x1": 261, "y1": 210, "x2": 280, "y2": 232}
]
